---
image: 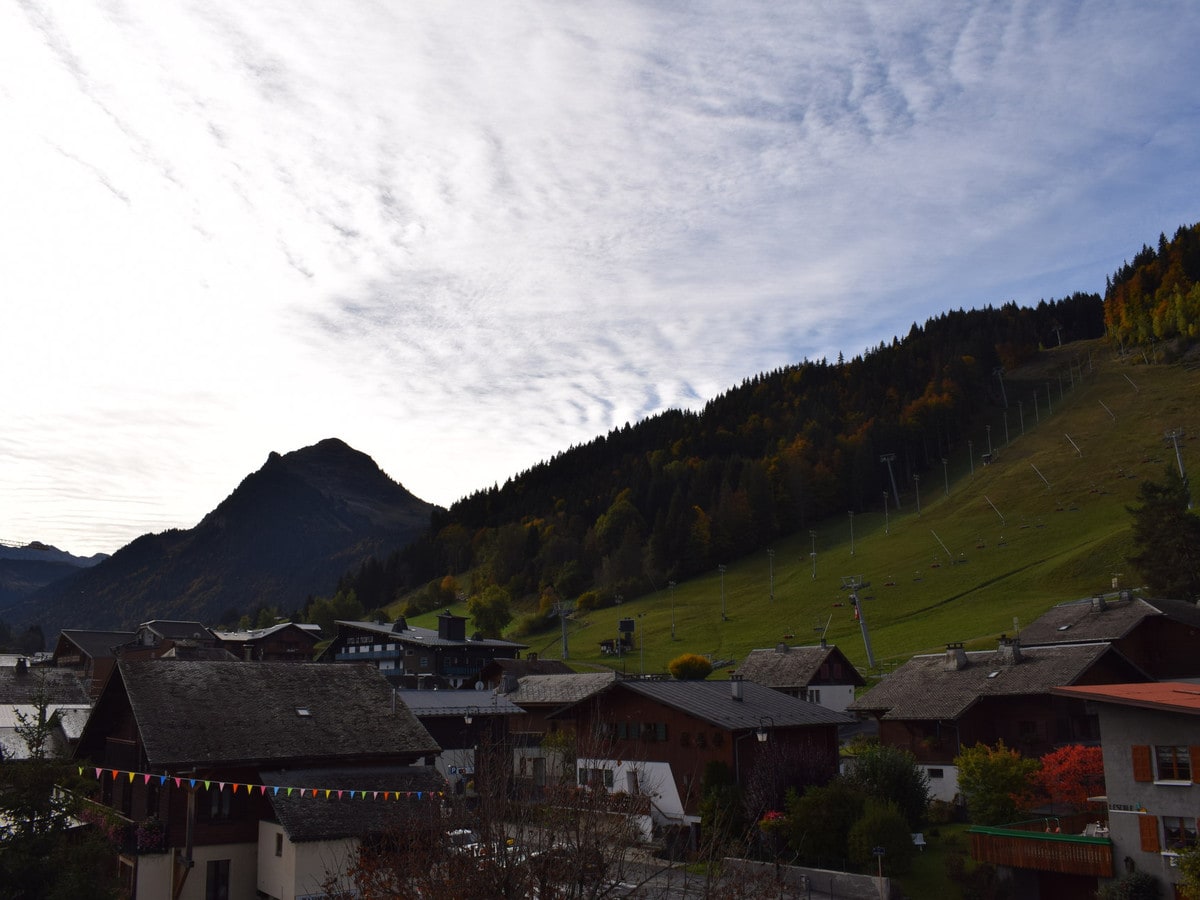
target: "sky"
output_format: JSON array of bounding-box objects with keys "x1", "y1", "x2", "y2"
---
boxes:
[{"x1": 2, "y1": 1, "x2": 1200, "y2": 558}]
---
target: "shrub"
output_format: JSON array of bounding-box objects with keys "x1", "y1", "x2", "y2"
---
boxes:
[{"x1": 667, "y1": 653, "x2": 712, "y2": 680}]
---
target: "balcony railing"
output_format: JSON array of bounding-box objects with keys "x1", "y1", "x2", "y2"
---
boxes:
[{"x1": 970, "y1": 816, "x2": 1113, "y2": 877}]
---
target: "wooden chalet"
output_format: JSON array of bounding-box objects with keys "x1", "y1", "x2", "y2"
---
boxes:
[{"x1": 73, "y1": 659, "x2": 441, "y2": 900}]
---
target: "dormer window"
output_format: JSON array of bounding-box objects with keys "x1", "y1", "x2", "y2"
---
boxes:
[{"x1": 296, "y1": 707, "x2": 311, "y2": 717}]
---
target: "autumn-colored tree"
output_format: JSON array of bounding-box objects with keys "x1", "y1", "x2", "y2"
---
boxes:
[
  {"x1": 954, "y1": 741, "x2": 1039, "y2": 826},
  {"x1": 1033, "y1": 744, "x2": 1104, "y2": 813},
  {"x1": 667, "y1": 653, "x2": 713, "y2": 680},
  {"x1": 467, "y1": 585, "x2": 513, "y2": 638}
]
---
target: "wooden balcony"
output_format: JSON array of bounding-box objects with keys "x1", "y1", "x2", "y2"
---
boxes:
[{"x1": 970, "y1": 817, "x2": 1113, "y2": 878}]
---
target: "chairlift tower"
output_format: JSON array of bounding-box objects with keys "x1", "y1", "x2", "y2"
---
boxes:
[
  {"x1": 880, "y1": 454, "x2": 901, "y2": 508},
  {"x1": 1165, "y1": 429, "x2": 1192, "y2": 509},
  {"x1": 842, "y1": 576, "x2": 875, "y2": 668}
]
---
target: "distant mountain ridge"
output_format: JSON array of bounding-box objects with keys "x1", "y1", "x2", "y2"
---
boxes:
[
  {"x1": 0, "y1": 542, "x2": 108, "y2": 612},
  {"x1": 4, "y1": 439, "x2": 438, "y2": 637}
]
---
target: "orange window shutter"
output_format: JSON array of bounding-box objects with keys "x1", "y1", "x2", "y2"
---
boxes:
[
  {"x1": 1139, "y1": 814, "x2": 1160, "y2": 853},
  {"x1": 1132, "y1": 745, "x2": 1153, "y2": 782},
  {"x1": 1190, "y1": 746, "x2": 1200, "y2": 783}
]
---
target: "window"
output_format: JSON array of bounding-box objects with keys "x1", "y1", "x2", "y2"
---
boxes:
[
  {"x1": 1163, "y1": 817, "x2": 1199, "y2": 851},
  {"x1": 419, "y1": 657, "x2": 429, "y2": 668},
  {"x1": 928, "y1": 768, "x2": 944, "y2": 779},
  {"x1": 807, "y1": 689, "x2": 821, "y2": 704},
  {"x1": 1156, "y1": 746, "x2": 1192, "y2": 782},
  {"x1": 205, "y1": 859, "x2": 230, "y2": 900},
  {"x1": 579, "y1": 768, "x2": 613, "y2": 789},
  {"x1": 274, "y1": 832, "x2": 284, "y2": 857},
  {"x1": 207, "y1": 787, "x2": 232, "y2": 821}
]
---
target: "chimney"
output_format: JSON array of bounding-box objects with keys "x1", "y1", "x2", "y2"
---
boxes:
[
  {"x1": 997, "y1": 634, "x2": 1022, "y2": 665},
  {"x1": 391, "y1": 617, "x2": 408, "y2": 633},
  {"x1": 14, "y1": 658, "x2": 28, "y2": 676},
  {"x1": 730, "y1": 675, "x2": 744, "y2": 701},
  {"x1": 500, "y1": 673, "x2": 518, "y2": 694},
  {"x1": 1091, "y1": 594, "x2": 1108, "y2": 613},
  {"x1": 945, "y1": 643, "x2": 968, "y2": 671},
  {"x1": 819, "y1": 637, "x2": 827, "y2": 649}
]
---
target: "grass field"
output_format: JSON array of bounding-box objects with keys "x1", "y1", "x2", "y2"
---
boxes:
[{"x1": 411, "y1": 340, "x2": 1200, "y2": 679}]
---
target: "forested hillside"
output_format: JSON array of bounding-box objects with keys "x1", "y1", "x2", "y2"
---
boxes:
[
  {"x1": 1104, "y1": 222, "x2": 1200, "y2": 350},
  {"x1": 338, "y1": 294, "x2": 1105, "y2": 618}
]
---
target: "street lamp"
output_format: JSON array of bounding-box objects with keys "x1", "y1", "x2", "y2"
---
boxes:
[{"x1": 464, "y1": 707, "x2": 477, "y2": 725}]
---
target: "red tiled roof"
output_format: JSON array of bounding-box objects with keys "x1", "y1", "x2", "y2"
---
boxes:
[{"x1": 1052, "y1": 681, "x2": 1200, "y2": 715}]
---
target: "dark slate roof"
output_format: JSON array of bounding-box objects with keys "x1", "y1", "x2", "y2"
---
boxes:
[
  {"x1": 138, "y1": 620, "x2": 216, "y2": 641},
  {"x1": 394, "y1": 689, "x2": 524, "y2": 718},
  {"x1": 733, "y1": 644, "x2": 866, "y2": 689},
  {"x1": 117, "y1": 660, "x2": 439, "y2": 768},
  {"x1": 1018, "y1": 595, "x2": 1200, "y2": 645},
  {"x1": 502, "y1": 672, "x2": 618, "y2": 707},
  {"x1": 333, "y1": 619, "x2": 528, "y2": 651},
  {"x1": 0, "y1": 665, "x2": 91, "y2": 704},
  {"x1": 262, "y1": 765, "x2": 447, "y2": 842},
  {"x1": 612, "y1": 679, "x2": 851, "y2": 731},
  {"x1": 849, "y1": 643, "x2": 1135, "y2": 721},
  {"x1": 57, "y1": 630, "x2": 136, "y2": 660}
]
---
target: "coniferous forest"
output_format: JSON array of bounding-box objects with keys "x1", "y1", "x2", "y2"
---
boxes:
[{"x1": 336, "y1": 291, "x2": 1109, "y2": 621}]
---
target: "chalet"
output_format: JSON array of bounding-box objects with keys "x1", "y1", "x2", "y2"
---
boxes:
[
  {"x1": 1048, "y1": 682, "x2": 1200, "y2": 899},
  {"x1": 73, "y1": 659, "x2": 441, "y2": 900},
  {"x1": 849, "y1": 638, "x2": 1150, "y2": 802},
  {"x1": 50, "y1": 629, "x2": 135, "y2": 697},
  {"x1": 495, "y1": 672, "x2": 619, "y2": 793},
  {"x1": 478, "y1": 654, "x2": 573, "y2": 688},
  {"x1": 393, "y1": 687, "x2": 524, "y2": 793},
  {"x1": 321, "y1": 611, "x2": 527, "y2": 688},
  {"x1": 211, "y1": 621, "x2": 322, "y2": 662},
  {"x1": 115, "y1": 620, "x2": 224, "y2": 661},
  {"x1": 553, "y1": 676, "x2": 849, "y2": 839},
  {"x1": 0, "y1": 659, "x2": 91, "y2": 759},
  {"x1": 1018, "y1": 593, "x2": 1200, "y2": 679},
  {"x1": 733, "y1": 641, "x2": 865, "y2": 713}
]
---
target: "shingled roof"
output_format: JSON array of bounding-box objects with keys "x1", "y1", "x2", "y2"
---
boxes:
[
  {"x1": 614, "y1": 679, "x2": 852, "y2": 731},
  {"x1": 1017, "y1": 594, "x2": 1200, "y2": 645},
  {"x1": 849, "y1": 642, "x2": 1147, "y2": 721},
  {"x1": 55, "y1": 630, "x2": 135, "y2": 661},
  {"x1": 500, "y1": 672, "x2": 618, "y2": 707},
  {"x1": 733, "y1": 643, "x2": 865, "y2": 690},
  {"x1": 0, "y1": 664, "x2": 90, "y2": 704},
  {"x1": 262, "y1": 765, "x2": 447, "y2": 842},
  {"x1": 101, "y1": 660, "x2": 439, "y2": 769}
]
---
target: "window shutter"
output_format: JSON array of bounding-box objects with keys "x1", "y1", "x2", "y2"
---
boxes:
[
  {"x1": 1190, "y1": 746, "x2": 1200, "y2": 783},
  {"x1": 1132, "y1": 745, "x2": 1153, "y2": 782},
  {"x1": 1139, "y1": 814, "x2": 1161, "y2": 853}
]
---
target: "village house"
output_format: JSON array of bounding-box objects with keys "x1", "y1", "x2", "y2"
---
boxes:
[
  {"x1": 552, "y1": 676, "x2": 850, "y2": 843},
  {"x1": 73, "y1": 659, "x2": 441, "y2": 900},
  {"x1": 320, "y1": 611, "x2": 527, "y2": 688},
  {"x1": 50, "y1": 629, "x2": 135, "y2": 698},
  {"x1": 211, "y1": 621, "x2": 322, "y2": 661},
  {"x1": 733, "y1": 640, "x2": 865, "y2": 713},
  {"x1": 1017, "y1": 593, "x2": 1200, "y2": 679},
  {"x1": 0, "y1": 658, "x2": 91, "y2": 759},
  {"x1": 1049, "y1": 682, "x2": 1200, "y2": 899},
  {"x1": 849, "y1": 637, "x2": 1150, "y2": 802}
]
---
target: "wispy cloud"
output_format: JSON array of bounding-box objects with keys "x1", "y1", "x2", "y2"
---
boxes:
[{"x1": 2, "y1": 0, "x2": 1199, "y2": 555}]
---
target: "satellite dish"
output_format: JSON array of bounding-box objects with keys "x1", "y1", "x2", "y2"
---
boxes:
[{"x1": 474, "y1": 681, "x2": 484, "y2": 691}]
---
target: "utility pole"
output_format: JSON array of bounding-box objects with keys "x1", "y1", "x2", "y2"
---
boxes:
[{"x1": 848, "y1": 511, "x2": 855, "y2": 556}]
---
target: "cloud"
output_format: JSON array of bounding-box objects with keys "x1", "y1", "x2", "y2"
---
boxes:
[{"x1": 2, "y1": 0, "x2": 1200, "y2": 555}]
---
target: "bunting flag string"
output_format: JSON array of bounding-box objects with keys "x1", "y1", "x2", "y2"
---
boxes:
[{"x1": 77, "y1": 765, "x2": 444, "y2": 802}]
